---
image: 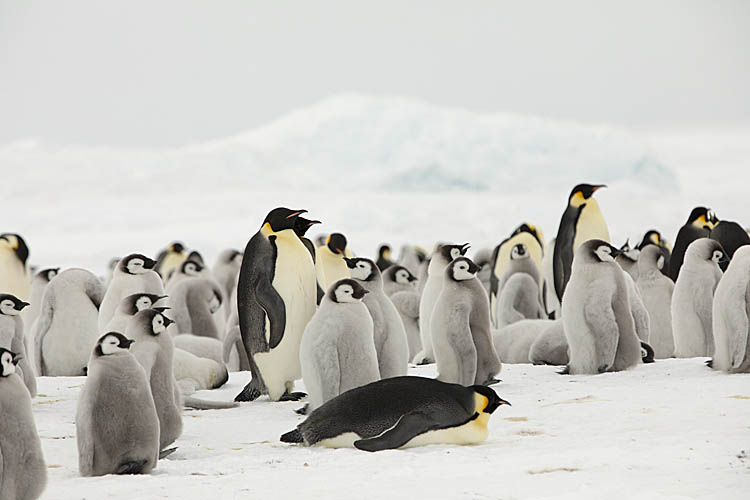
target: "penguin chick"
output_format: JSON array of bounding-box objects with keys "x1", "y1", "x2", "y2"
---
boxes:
[
  {"x1": 672, "y1": 238, "x2": 725, "y2": 358},
  {"x1": 281, "y1": 376, "x2": 510, "y2": 451},
  {"x1": 212, "y1": 249, "x2": 243, "y2": 318},
  {"x1": 636, "y1": 245, "x2": 675, "y2": 358},
  {"x1": 0, "y1": 294, "x2": 36, "y2": 395},
  {"x1": 472, "y1": 247, "x2": 493, "y2": 297},
  {"x1": 77, "y1": 333, "x2": 159, "y2": 476},
  {"x1": 711, "y1": 246, "x2": 750, "y2": 372},
  {"x1": 315, "y1": 232, "x2": 352, "y2": 292},
  {"x1": 381, "y1": 265, "x2": 421, "y2": 360},
  {"x1": 615, "y1": 240, "x2": 640, "y2": 281},
  {"x1": 24, "y1": 267, "x2": 58, "y2": 341},
  {"x1": 345, "y1": 257, "x2": 408, "y2": 379},
  {"x1": 103, "y1": 292, "x2": 168, "y2": 334},
  {"x1": 168, "y1": 278, "x2": 224, "y2": 338},
  {"x1": 300, "y1": 279, "x2": 379, "y2": 411},
  {"x1": 0, "y1": 348, "x2": 47, "y2": 498},
  {"x1": 431, "y1": 257, "x2": 501, "y2": 386},
  {"x1": 98, "y1": 254, "x2": 163, "y2": 331},
  {"x1": 493, "y1": 319, "x2": 555, "y2": 364},
  {"x1": 637, "y1": 230, "x2": 671, "y2": 278},
  {"x1": 528, "y1": 320, "x2": 569, "y2": 366},
  {"x1": 561, "y1": 240, "x2": 641, "y2": 374},
  {"x1": 495, "y1": 243, "x2": 546, "y2": 328},
  {"x1": 165, "y1": 259, "x2": 207, "y2": 292}
]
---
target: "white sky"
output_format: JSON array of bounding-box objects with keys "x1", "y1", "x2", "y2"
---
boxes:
[{"x1": 1, "y1": 0, "x2": 748, "y2": 148}]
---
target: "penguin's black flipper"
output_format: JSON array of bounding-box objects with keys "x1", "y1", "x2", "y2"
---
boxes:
[
  {"x1": 353, "y1": 409, "x2": 473, "y2": 452},
  {"x1": 553, "y1": 206, "x2": 581, "y2": 301},
  {"x1": 255, "y1": 278, "x2": 286, "y2": 349}
]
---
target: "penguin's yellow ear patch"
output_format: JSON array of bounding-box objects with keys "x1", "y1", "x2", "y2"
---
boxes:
[
  {"x1": 261, "y1": 222, "x2": 274, "y2": 235},
  {"x1": 474, "y1": 393, "x2": 489, "y2": 412},
  {"x1": 570, "y1": 191, "x2": 586, "y2": 206}
]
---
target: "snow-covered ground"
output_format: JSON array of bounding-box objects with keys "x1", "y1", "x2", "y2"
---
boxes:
[{"x1": 37, "y1": 361, "x2": 749, "y2": 499}]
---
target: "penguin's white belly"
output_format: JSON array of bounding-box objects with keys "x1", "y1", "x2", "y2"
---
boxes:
[
  {"x1": 317, "y1": 254, "x2": 349, "y2": 292},
  {"x1": 573, "y1": 210, "x2": 610, "y2": 250},
  {"x1": 319, "y1": 432, "x2": 361, "y2": 448},
  {"x1": 0, "y1": 252, "x2": 30, "y2": 300},
  {"x1": 44, "y1": 300, "x2": 100, "y2": 375},
  {"x1": 403, "y1": 414, "x2": 490, "y2": 448},
  {"x1": 254, "y1": 237, "x2": 316, "y2": 400}
]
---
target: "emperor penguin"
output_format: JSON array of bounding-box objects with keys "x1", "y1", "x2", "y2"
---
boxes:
[
  {"x1": 0, "y1": 348, "x2": 47, "y2": 498},
  {"x1": 710, "y1": 220, "x2": 750, "y2": 271},
  {"x1": 212, "y1": 249, "x2": 243, "y2": 316},
  {"x1": 495, "y1": 243, "x2": 546, "y2": 328},
  {"x1": 376, "y1": 244, "x2": 394, "y2": 271},
  {"x1": 637, "y1": 230, "x2": 671, "y2": 278},
  {"x1": 315, "y1": 232, "x2": 353, "y2": 292},
  {"x1": 472, "y1": 248, "x2": 493, "y2": 297},
  {"x1": 553, "y1": 184, "x2": 610, "y2": 302},
  {"x1": 398, "y1": 245, "x2": 427, "y2": 277},
  {"x1": 345, "y1": 257, "x2": 408, "y2": 379},
  {"x1": 23, "y1": 267, "x2": 58, "y2": 348},
  {"x1": 615, "y1": 240, "x2": 640, "y2": 281},
  {"x1": 561, "y1": 240, "x2": 641, "y2": 374},
  {"x1": 542, "y1": 237, "x2": 560, "y2": 318},
  {"x1": 414, "y1": 243, "x2": 470, "y2": 365},
  {"x1": 431, "y1": 257, "x2": 501, "y2": 386},
  {"x1": 167, "y1": 278, "x2": 223, "y2": 338},
  {"x1": 76, "y1": 333, "x2": 160, "y2": 476},
  {"x1": 235, "y1": 208, "x2": 317, "y2": 402},
  {"x1": 98, "y1": 254, "x2": 163, "y2": 331},
  {"x1": 711, "y1": 246, "x2": 750, "y2": 373},
  {"x1": 636, "y1": 245, "x2": 675, "y2": 358},
  {"x1": 154, "y1": 241, "x2": 187, "y2": 280},
  {"x1": 281, "y1": 376, "x2": 510, "y2": 451},
  {"x1": 672, "y1": 238, "x2": 725, "y2": 358},
  {"x1": 300, "y1": 279, "x2": 380, "y2": 411},
  {"x1": 0, "y1": 294, "x2": 36, "y2": 396},
  {"x1": 0, "y1": 233, "x2": 31, "y2": 301},
  {"x1": 381, "y1": 265, "x2": 421, "y2": 360},
  {"x1": 292, "y1": 216, "x2": 324, "y2": 303},
  {"x1": 489, "y1": 223, "x2": 546, "y2": 324},
  {"x1": 492, "y1": 319, "x2": 554, "y2": 364},
  {"x1": 165, "y1": 259, "x2": 207, "y2": 292},
  {"x1": 126, "y1": 309, "x2": 182, "y2": 451},
  {"x1": 669, "y1": 207, "x2": 716, "y2": 281},
  {"x1": 32, "y1": 268, "x2": 106, "y2": 376},
  {"x1": 104, "y1": 257, "x2": 120, "y2": 288},
  {"x1": 528, "y1": 320, "x2": 569, "y2": 366},
  {"x1": 102, "y1": 292, "x2": 168, "y2": 334}
]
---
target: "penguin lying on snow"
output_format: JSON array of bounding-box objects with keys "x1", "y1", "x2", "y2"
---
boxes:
[{"x1": 281, "y1": 376, "x2": 510, "y2": 452}]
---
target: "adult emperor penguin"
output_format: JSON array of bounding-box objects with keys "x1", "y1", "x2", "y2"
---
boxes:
[
  {"x1": 345, "y1": 257, "x2": 408, "y2": 379},
  {"x1": 376, "y1": 244, "x2": 394, "y2": 271},
  {"x1": 0, "y1": 294, "x2": 36, "y2": 396},
  {"x1": 711, "y1": 246, "x2": 750, "y2": 373},
  {"x1": 0, "y1": 348, "x2": 47, "y2": 499},
  {"x1": 168, "y1": 278, "x2": 223, "y2": 338},
  {"x1": 381, "y1": 265, "x2": 421, "y2": 360},
  {"x1": 102, "y1": 292, "x2": 168, "y2": 334},
  {"x1": 77, "y1": 333, "x2": 160, "y2": 476},
  {"x1": 155, "y1": 241, "x2": 187, "y2": 280},
  {"x1": 127, "y1": 309, "x2": 182, "y2": 452},
  {"x1": 710, "y1": 220, "x2": 750, "y2": 271},
  {"x1": 495, "y1": 243, "x2": 546, "y2": 328},
  {"x1": 431, "y1": 257, "x2": 501, "y2": 386},
  {"x1": 672, "y1": 238, "x2": 725, "y2": 358},
  {"x1": 280, "y1": 376, "x2": 510, "y2": 451},
  {"x1": 23, "y1": 267, "x2": 58, "y2": 345},
  {"x1": 315, "y1": 232, "x2": 352, "y2": 292},
  {"x1": 561, "y1": 240, "x2": 641, "y2": 374},
  {"x1": 235, "y1": 207, "x2": 317, "y2": 402},
  {"x1": 615, "y1": 240, "x2": 640, "y2": 281},
  {"x1": 553, "y1": 184, "x2": 610, "y2": 302},
  {"x1": 98, "y1": 254, "x2": 163, "y2": 331},
  {"x1": 414, "y1": 243, "x2": 470, "y2": 365},
  {"x1": 300, "y1": 279, "x2": 379, "y2": 411},
  {"x1": 212, "y1": 249, "x2": 243, "y2": 317},
  {"x1": 0, "y1": 233, "x2": 31, "y2": 301},
  {"x1": 669, "y1": 207, "x2": 716, "y2": 281},
  {"x1": 32, "y1": 268, "x2": 106, "y2": 376},
  {"x1": 636, "y1": 245, "x2": 675, "y2": 358}
]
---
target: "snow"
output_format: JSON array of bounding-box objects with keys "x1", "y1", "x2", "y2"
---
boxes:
[{"x1": 37, "y1": 361, "x2": 749, "y2": 499}]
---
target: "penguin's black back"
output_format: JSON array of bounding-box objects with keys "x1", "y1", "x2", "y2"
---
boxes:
[
  {"x1": 669, "y1": 224, "x2": 710, "y2": 280},
  {"x1": 553, "y1": 205, "x2": 583, "y2": 301},
  {"x1": 298, "y1": 376, "x2": 477, "y2": 444},
  {"x1": 710, "y1": 220, "x2": 750, "y2": 271}
]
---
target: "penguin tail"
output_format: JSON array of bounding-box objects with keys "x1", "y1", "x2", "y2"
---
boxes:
[
  {"x1": 280, "y1": 428, "x2": 304, "y2": 443},
  {"x1": 116, "y1": 459, "x2": 148, "y2": 475}
]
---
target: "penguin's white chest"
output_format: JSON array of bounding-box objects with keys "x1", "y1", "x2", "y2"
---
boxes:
[
  {"x1": 574, "y1": 205, "x2": 610, "y2": 249},
  {"x1": 0, "y1": 250, "x2": 30, "y2": 300}
]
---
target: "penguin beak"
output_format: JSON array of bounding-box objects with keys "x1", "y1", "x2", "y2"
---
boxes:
[
  {"x1": 157, "y1": 295, "x2": 168, "y2": 301},
  {"x1": 610, "y1": 247, "x2": 623, "y2": 258},
  {"x1": 592, "y1": 185, "x2": 607, "y2": 192},
  {"x1": 307, "y1": 220, "x2": 321, "y2": 228},
  {"x1": 153, "y1": 306, "x2": 171, "y2": 313},
  {"x1": 344, "y1": 258, "x2": 356, "y2": 269},
  {"x1": 12, "y1": 354, "x2": 23, "y2": 365},
  {"x1": 121, "y1": 339, "x2": 135, "y2": 349},
  {"x1": 18, "y1": 302, "x2": 30, "y2": 310},
  {"x1": 353, "y1": 288, "x2": 369, "y2": 299},
  {"x1": 408, "y1": 275, "x2": 417, "y2": 282},
  {"x1": 162, "y1": 316, "x2": 175, "y2": 328},
  {"x1": 468, "y1": 260, "x2": 481, "y2": 274},
  {"x1": 498, "y1": 398, "x2": 511, "y2": 407},
  {"x1": 143, "y1": 258, "x2": 157, "y2": 270},
  {"x1": 286, "y1": 210, "x2": 307, "y2": 219}
]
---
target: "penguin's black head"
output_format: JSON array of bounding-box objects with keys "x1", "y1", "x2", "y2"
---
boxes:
[
  {"x1": 470, "y1": 385, "x2": 511, "y2": 414},
  {"x1": 169, "y1": 242, "x2": 186, "y2": 254},
  {"x1": 95, "y1": 332, "x2": 135, "y2": 357},
  {"x1": 123, "y1": 293, "x2": 166, "y2": 315},
  {"x1": 388, "y1": 265, "x2": 417, "y2": 285},
  {"x1": 581, "y1": 239, "x2": 621, "y2": 263},
  {"x1": 344, "y1": 257, "x2": 377, "y2": 281},
  {"x1": 438, "y1": 243, "x2": 470, "y2": 263},
  {"x1": 447, "y1": 257, "x2": 480, "y2": 281},
  {"x1": 0, "y1": 233, "x2": 30, "y2": 266},
  {"x1": 134, "y1": 309, "x2": 174, "y2": 336},
  {"x1": 512, "y1": 223, "x2": 544, "y2": 249},
  {"x1": 186, "y1": 250, "x2": 205, "y2": 266},
  {"x1": 687, "y1": 207, "x2": 713, "y2": 229},
  {"x1": 510, "y1": 243, "x2": 529, "y2": 260},
  {"x1": 120, "y1": 253, "x2": 157, "y2": 275},
  {"x1": 568, "y1": 184, "x2": 606, "y2": 205},
  {"x1": 327, "y1": 233, "x2": 348, "y2": 255},
  {"x1": 181, "y1": 259, "x2": 204, "y2": 276},
  {"x1": 293, "y1": 217, "x2": 321, "y2": 237},
  {"x1": 263, "y1": 207, "x2": 307, "y2": 232},
  {"x1": 38, "y1": 267, "x2": 60, "y2": 282},
  {"x1": 378, "y1": 244, "x2": 392, "y2": 260},
  {"x1": 0, "y1": 348, "x2": 21, "y2": 377},
  {"x1": 330, "y1": 278, "x2": 369, "y2": 303},
  {"x1": 0, "y1": 294, "x2": 30, "y2": 316},
  {"x1": 637, "y1": 230, "x2": 662, "y2": 250}
]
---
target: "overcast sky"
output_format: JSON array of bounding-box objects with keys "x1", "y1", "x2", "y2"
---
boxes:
[{"x1": 1, "y1": 0, "x2": 748, "y2": 148}]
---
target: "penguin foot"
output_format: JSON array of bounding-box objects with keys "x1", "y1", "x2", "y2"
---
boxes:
[
  {"x1": 234, "y1": 382, "x2": 263, "y2": 402},
  {"x1": 159, "y1": 447, "x2": 178, "y2": 459},
  {"x1": 597, "y1": 364, "x2": 609, "y2": 373},
  {"x1": 557, "y1": 366, "x2": 570, "y2": 375},
  {"x1": 295, "y1": 404, "x2": 309, "y2": 415},
  {"x1": 279, "y1": 391, "x2": 306, "y2": 402},
  {"x1": 705, "y1": 359, "x2": 714, "y2": 368},
  {"x1": 483, "y1": 377, "x2": 502, "y2": 386},
  {"x1": 640, "y1": 342, "x2": 655, "y2": 363},
  {"x1": 416, "y1": 357, "x2": 434, "y2": 366}
]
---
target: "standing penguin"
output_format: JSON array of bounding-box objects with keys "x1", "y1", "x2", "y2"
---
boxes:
[
  {"x1": 615, "y1": 240, "x2": 640, "y2": 281},
  {"x1": 636, "y1": 245, "x2": 675, "y2": 358},
  {"x1": 376, "y1": 244, "x2": 394, "y2": 271},
  {"x1": 167, "y1": 278, "x2": 223, "y2": 338},
  {"x1": 636, "y1": 230, "x2": 671, "y2": 278},
  {"x1": 672, "y1": 238, "x2": 725, "y2": 358},
  {"x1": 0, "y1": 233, "x2": 31, "y2": 301},
  {"x1": 0, "y1": 348, "x2": 47, "y2": 498},
  {"x1": 472, "y1": 248, "x2": 493, "y2": 297},
  {"x1": 495, "y1": 243, "x2": 546, "y2": 328},
  {"x1": 165, "y1": 259, "x2": 207, "y2": 292},
  {"x1": 212, "y1": 249, "x2": 243, "y2": 318},
  {"x1": 127, "y1": 309, "x2": 182, "y2": 452},
  {"x1": 345, "y1": 257, "x2": 408, "y2": 379},
  {"x1": 98, "y1": 254, "x2": 163, "y2": 331},
  {"x1": 293, "y1": 216, "x2": 324, "y2": 304},
  {"x1": 553, "y1": 184, "x2": 610, "y2": 302},
  {"x1": 23, "y1": 267, "x2": 58, "y2": 348},
  {"x1": 315, "y1": 233, "x2": 352, "y2": 292},
  {"x1": 561, "y1": 240, "x2": 641, "y2": 374},
  {"x1": 381, "y1": 265, "x2": 421, "y2": 360},
  {"x1": 709, "y1": 220, "x2": 750, "y2": 271},
  {"x1": 414, "y1": 243, "x2": 470, "y2": 365},
  {"x1": 398, "y1": 245, "x2": 427, "y2": 277},
  {"x1": 102, "y1": 293, "x2": 168, "y2": 334},
  {"x1": 431, "y1": 257, "x2": 501, "y2": 386},
  {"x1": 0, "y1": 294, "x2": 36, "y2": 396},
  {"x1": 669, "y1": 207, "x2": 716, "y2": 281},
  {"x1": 711, "y1": 246, "x2": 750, "y2": 373},
  {"x1": 235, "y1": 208, "x2": 317, "y2": 402},
  {"x1": 32, "y1": 268, "x2": 106, "y2": 376},
  {"x1": 300, "y1": 279, "x2": 379, "y2": 411},
  {"x1": 154, "y1": 241, "x2": 187, "y2": 281},
  {"x1": 76, "y1": 333, "x2": 160, "y2": 476}
]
